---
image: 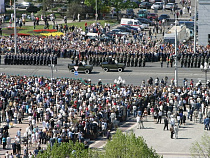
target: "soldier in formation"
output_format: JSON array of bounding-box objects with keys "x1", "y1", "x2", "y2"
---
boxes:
[{"x1": 4, "y1": 53, "x2": 57, "y2": 66}]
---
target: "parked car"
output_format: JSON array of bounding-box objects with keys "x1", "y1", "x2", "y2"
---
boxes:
[
  {"x1": 26, "y1": 6, "x2": 40, "y2": 13},
  {"x1": 139, "y1": 2, "x2": 153, "y2": 9},
  {"x1": 116, "y1": 26, "x2": 132, "y2": 33},
  {"x1": 158, "y1": 14, "x2": 170, "y2": 22},
  {"x1": 68, "y1": 63, "x2": 93, "y2": 74},
  {"x1": 126, "y1": 9, "x2": 135, "y2": 17},
  {"x1": 165, "y1": 3, "x2": 178, "y2": 10},
  {"x1": 147, "y1": 13, "x2": 158, "y2": 21},
  {"x1": 107, "y1": 29, "x2": 130, "y2": 37},
  {"x1": 151, "y1": 2, "x2": 164, "y2": 10},
  {"x1": 101, "y1": 61, "x2": 126, "y2": 72},
  {"x1": 123, "y1": 25, "x2": 138, "y2": 32},
  {"x1": 136, "y1": 18, "x2": 155, "y2": 26}
]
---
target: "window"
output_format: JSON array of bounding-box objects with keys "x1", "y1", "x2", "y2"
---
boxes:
[{"x1": 208, "y1": 34, "x2": 210, "y2": 44}]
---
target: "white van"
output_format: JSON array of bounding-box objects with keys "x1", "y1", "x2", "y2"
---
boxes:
[{"x1": 120, "y1": 18, "x2": 147, "y2": 30}]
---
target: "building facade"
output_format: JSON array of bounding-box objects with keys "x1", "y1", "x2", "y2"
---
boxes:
[{"x1": 198, "y1": 0, "x2": 210, "y2": 46}]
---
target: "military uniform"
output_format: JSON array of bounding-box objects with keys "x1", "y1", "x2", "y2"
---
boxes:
[
  {"x1": 138, "y1": 57, "x2": 142, "y2": 67},
  {"x1": 134, "y1": 57, "x2": 138, "y2": 67},
  {"x1": 142, "y1": 56, "x2": 146, "y2": 67},
  {"x1": 130, "y1": 56, "x2": 134, "y2": 67},
  {"x1": 193, "y1": 55, "x2": 197, "y2": 68}
]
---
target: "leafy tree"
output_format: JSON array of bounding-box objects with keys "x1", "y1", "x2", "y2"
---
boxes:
[
  {"x1": 37, "y1": 130, "x2": 160, "y2": 158},
  {"x1": 100, "y1": 129, "x2": 161, "y2": 158},
  {"x1": 37, "y1": 141, "x2": 92, "y2": 158},
  {"x1": 108, "y1": 0, "x2": 137, "y2": 21},
  {"x1": 190, "y1": 132, "x2": 210, "y2": 158}
]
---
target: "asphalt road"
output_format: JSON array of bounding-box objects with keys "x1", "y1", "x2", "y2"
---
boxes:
[{"x1": 0, "y1": 58, "x2": 207, "y2": 86}]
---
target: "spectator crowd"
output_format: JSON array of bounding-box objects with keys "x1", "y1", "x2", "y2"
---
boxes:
[{"x1": 0, "y1": 73, "x2": 208, "y2": 157}]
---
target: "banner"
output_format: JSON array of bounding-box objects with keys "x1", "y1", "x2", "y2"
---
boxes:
[{"x1": 0, "y1": 0, "x2": 5, "y2": 14}]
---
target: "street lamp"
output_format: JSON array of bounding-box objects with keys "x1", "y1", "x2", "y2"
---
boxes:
[
  {"x1": 194, "y1": 0, "x2": 197, "y2": 54},
  {"x1": 26, "y1": 132, "x2": 28, "y2": 157},
  {"x1": 48, "y1": 57, "x2": 57, "y2": 79},
  {"x1": 95, "y1": 0, "x2": 98, "y2": 21},
  {"x1": 200, "y1": 62, "x2": 210, "y2": 86},
  {"x1": 174, "y1": 20, "x2": 178, "y2": 87},
  {"x1": 14, "y1": 0, "x2": 17, "y2": 54}
]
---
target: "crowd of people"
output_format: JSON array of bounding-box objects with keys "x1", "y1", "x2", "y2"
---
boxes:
[{"x1": 0, "y1": 73, "x2": 208, "y2": 157}]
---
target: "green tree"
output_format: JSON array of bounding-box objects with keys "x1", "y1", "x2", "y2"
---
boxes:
[
  {"x1": 100, "y1": 129, "x2": 161, "y2": 158},
  {"x1": 37, "y1": 130, "x2": 160, "y2": 158},
  {"x1": 37, "y1": 141, "x2": 92, "y2": 158},
  {"x1": 108, "y1": 0, "x2": 137, "y2": 21},
  {"x1": 190, "y1": 132, "x2": 210, "y2": 158}
]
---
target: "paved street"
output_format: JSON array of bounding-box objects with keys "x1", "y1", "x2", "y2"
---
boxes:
[
  {"x1": 90, "y1": 115, "x2": 208, "y2": 158},
  {"x1": 0, "y1": 58, "x2": 208, "y2": 86}
]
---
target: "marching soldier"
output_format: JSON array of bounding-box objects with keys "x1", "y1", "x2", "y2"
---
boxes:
[
  {"x1": 33, "y1": 54, "x2": 36, "y2": 65},
  {"x1": 14, "y1": 54, "x2": 17, "y2": 65},
  {"x1": 184, "y1": 55, "x2": 187, "y2": 68},
  {"x1": 134, "y1": 56, "x2": 138, "y2": 67},
  {"x1": 190, "y1": 55, "x2": 194, "y2": 68},
  {"x1": 130, "y1": 55, "x2": 134, "y2": 67},
  {"x1": 142, "y1": 55, "x2": 146, "y2": 67},
  {"x1": 29, "y1": 54, "x2": 33, "y2": 65},
  {"x1": 89, "y1": 55, "x2": 92, "y2": 65},
  {"x1": 180, "y1": 54, "x2": 184, "y2": 68},
  {"x1": 99, "y1": 55, "x2": 102, "y2": 65},
  {"x1": 36, "y1": 53, "x2": 40, "y2": 65},
  {"x1": 187, "y1": 55, "x2": 190, "y2": 68},
  {"x1": 197, "y1": 55, "x2": 201, "y2": 68},
  {"x1": 8, "y1": 53, "x2": 12, "y2": 65},
  {"x1": 160, "y1": 56, "x2": 163, "y2": 67},
  {"x1": 119, "y1": 55, "x2": 123, "y2": 63},
  {"x1": 4, "y1": 54, "x2": 8, "y2": 65},
  {"x1": 40, "y1": 53, "x2": 43, "y2": 65},
  {"x1": 96, "y1": 55, "x2": 99, "y2": 66},
  {"x1": 123, "y1": 55, "x2": 127, "y2": 65},
  {"x1": 193, "y1": 54, "x2": 197, "y2": 68},
  {"x1": 116, "y1": 55, "x2": 120, "y2": 64},
  {"x1": 138, "y1": 56, "x2": 142, "y2": 67},
  {"x1": 127, "y1": 54, "x2": 130, "y2": 67},
  {"x1": 54, "y1": 54, "x2": 57, "y2": 65},
  {"x1": 201, "y1": 55, "x2": 204, "y2": 66},
  {"x1": 92, "y1": 55, "x2": 95, "y2": 66}
]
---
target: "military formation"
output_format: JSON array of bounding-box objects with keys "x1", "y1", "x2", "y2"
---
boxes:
[
  {"x1": 179, "y1": 54, "x2": 210, "y2": 68},
  {"x1": 71, "y1": 54, "x2": 146, "y2": 67},
  {"x1": 4, "y1": 53, "x2": 57, "y2": 65}
]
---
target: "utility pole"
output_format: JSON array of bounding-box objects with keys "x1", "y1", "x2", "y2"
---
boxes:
[
  {"x1": 194, "y1": 0, "x2": 197, "y2": 54},
  {"x1": 174, "y1": 20, "x2": 178, "y2": 87},
  {"x1": 14, "y1": 0, "x2": 17, "y2": 54},
  {"x1": 96, "y1": 0, "x2": 97, "y2": 21}
]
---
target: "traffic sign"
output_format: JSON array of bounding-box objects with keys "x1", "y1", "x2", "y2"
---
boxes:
[
  {"x1": 74, "y1": 71, "x2": 78, "y2": 76},
  {"x1": 74, "y1": 66, "x2": 78, "y2": 71}
]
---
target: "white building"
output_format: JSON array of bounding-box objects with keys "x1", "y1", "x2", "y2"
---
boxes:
[{"x1": 198, "y1": 0, "x2": 210, "y2": 46}]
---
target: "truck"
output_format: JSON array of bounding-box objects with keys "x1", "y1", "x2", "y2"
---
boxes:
[
  {"x1": 100, "y1": 61, "x2": 126, "y2": 72},
  {"x1": 164, "y1": 25, "x2": 190, "y2": 44},
  {"x1": 68, "y1": 63, "x2": 93, "y2": 74}
]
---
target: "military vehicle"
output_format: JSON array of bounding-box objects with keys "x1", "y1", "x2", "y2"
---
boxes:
[
  {"x1": 100, "y1": 61, "x2": 126, "y2": 72},
  {"x1": 68, "y1": 63, "x2": 93, "y2": 74}
]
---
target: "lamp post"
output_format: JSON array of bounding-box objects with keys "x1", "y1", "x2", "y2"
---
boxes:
[
  {"x1": 174, "y1": 20, "x2": 178, "y2": 87},
  {"x1": 26, "y1": 132, "x2": 28, "y2": 157},
  {"x1": 48, "y1": 57, "x2": 57, "y2": 80},
  {"x1": 96, "y1": 0, "x2": 98, "y2": 21},
  {"x1": 14, "y1": 0, "x2": 17, "y2": 54},
  {"x1": 194, "y1": 0, "x2": 197, "y2": 54},
  {"x1": 200, "y1": 62, "x2": 210, "y2": 86}
]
